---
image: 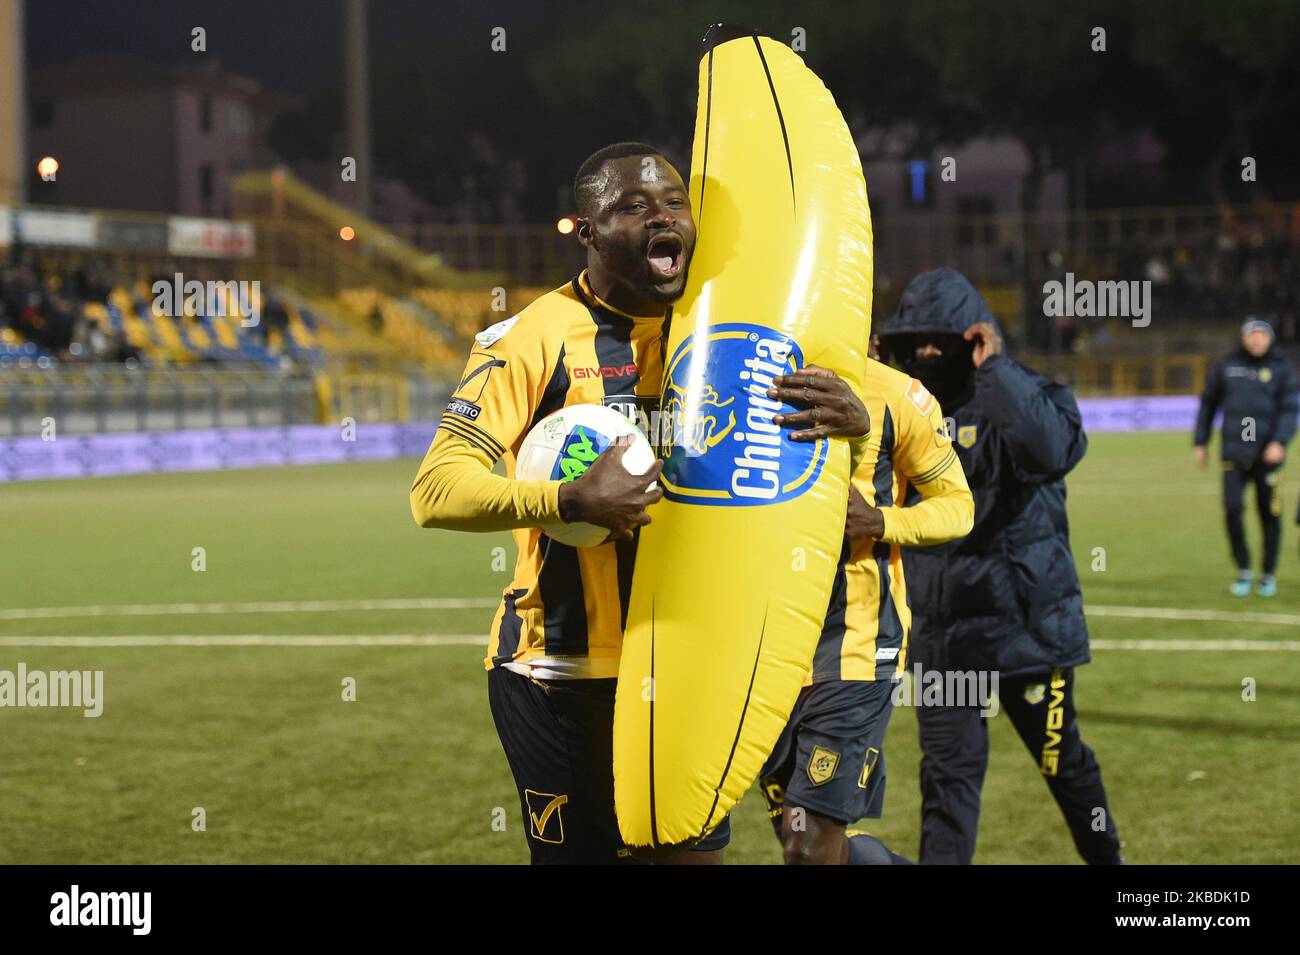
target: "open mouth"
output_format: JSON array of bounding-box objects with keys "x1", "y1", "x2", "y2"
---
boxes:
[{"x1": 646, "y1": 233, "x2": 684, "y2": 280}]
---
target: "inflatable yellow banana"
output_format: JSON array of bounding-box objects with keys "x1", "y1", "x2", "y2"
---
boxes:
[{"x1": 613, "y1": 24, "x2": 874, "y2": 850}]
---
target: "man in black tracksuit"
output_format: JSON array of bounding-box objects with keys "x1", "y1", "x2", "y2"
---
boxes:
[
  {"x1": 1194, "y1": 318, "x2": 1297, "y2": 597},
  {"x1": 878, "y1": 268, "x2": 1121, "y2": 865}
]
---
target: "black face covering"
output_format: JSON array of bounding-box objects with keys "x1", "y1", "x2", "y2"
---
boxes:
[{"x1": 895, "y1": 336, "x2": 976, "y2": 409}]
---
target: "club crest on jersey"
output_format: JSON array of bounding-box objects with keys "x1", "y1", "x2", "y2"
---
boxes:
[
  {"x1": 808, "y1": 746, "x2": 841, "y2": 786},
  {"x1": 1024, "y1": 683, "x2": 1046, "y2": 704},
  {"x1": 524, "y1": 789, "x2": 568, "y2": 844},
  {"x1": 958, "y1": 425, "x2": 978, "y2": 449},
  {"x1": 658, "y1": 322, "x2": 826, "y2": 506}
]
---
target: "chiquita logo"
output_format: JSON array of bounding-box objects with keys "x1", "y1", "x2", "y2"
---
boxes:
[{"x1": 658, "y1": 322, "x2": 826, "y2": 505}]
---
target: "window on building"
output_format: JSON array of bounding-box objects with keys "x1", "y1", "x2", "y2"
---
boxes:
[
  {"x1": 227, "y1": 102, "x2": 251, "y2": 137},
  {"x1": 903, "y1": 160, "x2": 933, "y2": 208},
  {"x1": 199, "y1": 96, "x2": 212, "y2": 132},
  {"x1": 200, "y1": 164, "x2": 215, "y2": 206}
]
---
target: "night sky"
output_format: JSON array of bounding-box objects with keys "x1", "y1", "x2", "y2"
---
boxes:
[{"x1": 25, "y1": 0, "x2": 548, "y2": 99}]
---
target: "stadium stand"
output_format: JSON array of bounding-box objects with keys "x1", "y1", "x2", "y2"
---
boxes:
[{"x1": 5, "y1": 169, "x2": 1299, "y2": 438}]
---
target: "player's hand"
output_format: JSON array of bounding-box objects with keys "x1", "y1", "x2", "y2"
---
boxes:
[
  {"x1": 1194, "y1": 446, "x2": 1208, "y2": 468},
  {"x1": 963, "y1": 322, "x2": 1003, "y2": 369},
  {"x1": 845, "y1": 486, "x2": 885, "y2": 542},
  {"x1": 557, "y1": 436, "x2": 663, "y2": 541},
  {"x1": 1263, "y1": 441, "x2": 1285, "y2": 466},
  {"x1": 769, "y1": 365, "x2": 871, "y2": 441}
]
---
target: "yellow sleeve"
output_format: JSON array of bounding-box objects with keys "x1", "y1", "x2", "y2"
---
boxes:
[
  {"x1": 848, "y1": 433, "x2": 869, "y2": 476},
  {"x1": 410, "y1": 429, "x2": 561, "y2": 531},
  {"x1": 409, "y1": 314, "x2": 564, "y2": 531},
  {"x1": 877, "y1": 380, "x2": 974, "y2": 547}
]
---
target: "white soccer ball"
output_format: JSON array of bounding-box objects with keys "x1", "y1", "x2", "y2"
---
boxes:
[{"x1": 515, "y1": 403, "x2": 657, "y2": 547}]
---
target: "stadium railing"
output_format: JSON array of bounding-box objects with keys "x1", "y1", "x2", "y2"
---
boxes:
[
  {"x1": 1, "y1": 366, "x2": 320, "y2": 436},
  {"x1": 0, "y1": 365, "x2": 453, "y2": 436},
  {"x1": 1024, "y1": 353, "x2": 1211, "y2": 397}
]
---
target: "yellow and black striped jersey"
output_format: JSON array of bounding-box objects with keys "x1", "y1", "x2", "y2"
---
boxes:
[
  {"x1": 411, "y1": 271, "x2": 666, "y2": 680},
  {"x1": 809, "y1": 359, "x2": 973, "y2": 683}
]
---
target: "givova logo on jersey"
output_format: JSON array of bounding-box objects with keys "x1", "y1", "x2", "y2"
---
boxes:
[{"x1": 658, "y1": 322, "x2": 826, "y2": 505}]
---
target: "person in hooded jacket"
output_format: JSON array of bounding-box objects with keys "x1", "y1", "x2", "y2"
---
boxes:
[
  {"x1": 1194, "y1": 318, "x2": 1297, "y2": 597},
  {"x1": 877, "y1": 268, "x2": 1122, "y2": 865}
]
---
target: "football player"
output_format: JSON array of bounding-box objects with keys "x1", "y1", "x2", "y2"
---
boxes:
[
  {"x1": 411, "y1": 142, "x2": 870, "y2": 863},
  {"x1": 759, "y1": 356, "x2": 974, "y2": 864}
]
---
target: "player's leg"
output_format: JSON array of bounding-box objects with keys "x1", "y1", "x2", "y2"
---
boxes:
[
  {"x1": 845, "y1": 680, "x2": 912, "y2": 865},
  {"x1": 658, "y1": 816, "x2": 730, "y2": 864},
  {"x1": 758, "y1": 686, "x2": 803, "y2": 844},
  {"x1": 1000, "y1": 669, "x2": 1123, "y2": 865},
  {"x1": 1223, "y1": 463, "x2": 1252, "y2": 594},
  {"x1": 1253, "y1": 463, "x2": 1281, "y2": 595},
  {"x1": 760, "y1": 685, "x2": 847, "y2": 863},
  {"x1": 764, "y1": 680, "x2": 905, "y2": 865},
  {"x1": 486, "y1": 668, "x2": 641, "y2": 865},
  {"x1": 916, "y1": 688, "x2": 988, "y2": 864}
]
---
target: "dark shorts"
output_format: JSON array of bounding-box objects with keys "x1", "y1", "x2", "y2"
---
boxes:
[
  {"x1": 487, "y1": 667, "x2": 729, "y2": 863},
  {"x1": 759, "y1": 678, "x2": 896, "y2": 828}
]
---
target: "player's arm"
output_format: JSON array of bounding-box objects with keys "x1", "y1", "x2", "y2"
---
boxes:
[
  {"x1": 1193, "y1": 359, "x2": 1225, "y2": 451},
  {"x1": 410, "y1": 324, "x2": 660, "y2": 538},
  {"x1": 873, "y1": 390, "x2": 973, "y2": 547},
  {"x1": 1272, "y1": 360, "x2": 1298, "y2": 448},
  {"x1": 410, "y1": 328, "x2": 560, "y2": 531},
  {"x1": 975, "y1": 351, "x2": 1086, "y2": 482},
  {"x1": 410, "y1": 429, "x2": 562, "y2": 532}
]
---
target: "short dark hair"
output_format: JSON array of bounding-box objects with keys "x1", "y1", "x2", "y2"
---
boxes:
[{"x1": 573, "y1": 141, "x2": 661, "y2": 216}]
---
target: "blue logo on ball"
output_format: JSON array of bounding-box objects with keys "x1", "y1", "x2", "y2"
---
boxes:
[
  {"x1": 658, "y1": 322, "x2": 826, "y2": 505},
  {"x1": 550, "y1": 425, "x2": 611, "y2": 482}
]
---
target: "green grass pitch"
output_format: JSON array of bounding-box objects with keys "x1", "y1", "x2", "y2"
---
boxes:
[{"x1": 0, "y1": 431, "x2": 1296, "y2": 864}]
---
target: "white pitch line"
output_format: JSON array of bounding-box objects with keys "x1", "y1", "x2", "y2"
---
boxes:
[
  {"x1": 0, "y1": 634, "x2": 484, "y2": 647},
  {"x1": 0, "y1": 598, "x2": 499, "y2": 621},
  {"x1": 1087, "y1": 605, "x2": 1300, "y2": 627},
  {"x1": 3, "y1": 600, "x2": 1298, "y2": 628},
  {"x1": 1090, "y1": 639, "x2": 1300, "y2": 652}
]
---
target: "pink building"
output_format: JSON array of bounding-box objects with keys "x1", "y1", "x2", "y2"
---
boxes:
[{"x1": 28, "y1": 56, "x2": 297, "y2": 217}]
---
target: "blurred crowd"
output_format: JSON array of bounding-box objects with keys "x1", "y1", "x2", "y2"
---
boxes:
[
  {"x1": 0, "y1": 248, "x2": 303, "y2": 366},
  {"x1": 0, "y1": 251, "x2": 139, "y2": 362},
  {"x1": 1122, "y1": 227, "x2": 1300, "y2": 328},
  {"x1": 1031, "y1": 219, "x2": 1300, "y2": 354}
]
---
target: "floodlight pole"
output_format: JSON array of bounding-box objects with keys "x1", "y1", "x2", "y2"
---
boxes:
[
  {"x1": 0, "y1": 0, "x2": 26, "y2": 207},
  {"x1": 344, "y1": 0, "x2": 372, "y2": 219}
]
